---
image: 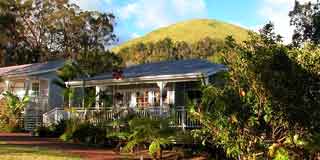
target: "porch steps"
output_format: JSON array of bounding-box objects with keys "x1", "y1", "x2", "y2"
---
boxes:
[
  {"x1": 24, "y1": 109, "x2": 43, "y2": 131},
  {"x1": 24, "y1": 115, "x2": 42, "y2": 131}
]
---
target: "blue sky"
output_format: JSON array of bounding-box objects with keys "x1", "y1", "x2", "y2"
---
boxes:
[{"x1": 72, "y1": 0, "x2": 315, "y2": 44}]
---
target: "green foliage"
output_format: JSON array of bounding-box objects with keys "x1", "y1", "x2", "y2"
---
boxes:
[
  {"x1": 303, "y1": 132, "x2": 320, "y2": 158},
  {"x1": 0, "y1": 0, "x2": 118, "y2": 68},
  {"x1": 1, "y1": 91, "x2": 29, "y2": 131},
  {"x1": 34, "y1": 120, "x2": 66, "y2": 137},
  {"x1": 2, "y1": 91, "x2": 29, "y2": 117},
  {"x1": 189, "y1": 22, "x2": 320, "y2": 159},
  {"x1": 289, "y1": 1, "x2": 320, "y2": 46},
  {"x1": 60, "y1": 116, "x2": 106, "y2": 145},
  {"x1": 57, "y1": 59, "x2": 115, "y2": 110},
  {"x1": 60, "y1": 115, "x2": 82, "y2": 142},
  {"x1": 274, "y1": 148, "x2": 289, "y2": 160},
  {"x1": 116, "y1": 117, "x2": 177, "y2": 158},
  {"x1": 117, "y1": 37, "x2": 226, "y2": 65},
  {"x1": 33, "y1": 126, "x2": 54, "y2": 137},
  {"x1": 71, "y1": 122, "x2": 106, "y2": 145}
]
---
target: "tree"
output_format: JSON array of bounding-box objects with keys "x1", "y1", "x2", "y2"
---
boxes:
[
  {"x1": 0, "y1": 0, "x2": 117, "y2": 69},
  {"x1": 289, "y1": 0, "x2": 320, "y2": 46},
  {"x1": 189, "y1": 24, "x2": 320, "y2": 159},
  {"x1": 259, "y1": 22, "x2": 282, "y2": 44},
  {"x1": 117, "y1": 37, "x2": 225, "y2": 65}
]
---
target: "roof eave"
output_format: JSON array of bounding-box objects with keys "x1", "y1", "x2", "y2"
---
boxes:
[
  {"x1": 66, "y1": 72, "x2": 206, "y2": 88},
  {"x1": 4, "y1": 68, "x2": 60, "y2": 78}
]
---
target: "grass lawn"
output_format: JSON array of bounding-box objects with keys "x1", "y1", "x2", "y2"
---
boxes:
[{"x1": 0, "y1": 145, "x2": 82, "y2": 160}]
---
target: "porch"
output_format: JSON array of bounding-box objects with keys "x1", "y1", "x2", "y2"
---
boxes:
[
  {"x1": 43, "y1": 59, "x2": 227, "y2": 129},
  {"x1": 44, "y1": 80, "x2": 203, "y2": 129},
  {"x1": 43, "y1": 106, "x2": 201, "y2": 130}
]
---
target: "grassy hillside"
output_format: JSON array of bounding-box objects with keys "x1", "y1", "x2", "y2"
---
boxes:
[{"x1": 113, "y1": 19, "x2": 250, "y2": 53}]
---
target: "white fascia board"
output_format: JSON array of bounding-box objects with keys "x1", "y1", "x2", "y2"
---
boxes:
[{"x1": 66, "y1": 72, "x2": 206, "y2": 88}]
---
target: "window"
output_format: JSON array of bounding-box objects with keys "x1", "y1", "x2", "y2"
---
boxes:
[
  {"x1": 40, "y1": 80, "x2": 49, "y2": 97},
  {"x1": 31, "y1": 82, "x2": 40, "y2": 96},
  {"x1": 148, "y1": 90, "x2": 160, "y2": 106},
  {"x1": 136, "y1": 91, "x2": 149, "y2": 108},
  {"x1": 99, "y1": 90, "x2": 113, "y2": 107}
]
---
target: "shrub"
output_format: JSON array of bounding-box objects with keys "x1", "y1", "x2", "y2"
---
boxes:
[
  {"x1": 60, "y1": 131, "x2": 73, "y2": 142},
  {"x1": 72, "y1": 122, "x2": 106, "y2": 144},
  {"x1": 33, "y1": 120, "x2": 67, "y2": 137},
  {"x1": 51, "y1": 120, "x2": 67, "y2": 137},
  {"x1": 60, "y1": 121, "x2": 107, "y2": 145},
  {"x1": 2, "y1": 91, "x2": 29, "y2": 131},
  {"x1": 0, "y1": 114, "x2": 24, "y2": 132},
  {"x1": 33, "y1": 126, "x2": 52, "y2": 137},
  {"x1": 115, "y1": 117, "x2": 177, "y2": 159}
]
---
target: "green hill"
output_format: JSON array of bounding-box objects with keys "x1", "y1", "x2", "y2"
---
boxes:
[{"x1": 113, "y1": 19, "x2": 250, "y2": 53}]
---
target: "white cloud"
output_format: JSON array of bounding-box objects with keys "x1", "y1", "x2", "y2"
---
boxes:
[
  {"x1": 70, "y1": 0, "x2": 115, "y2": 12},
  {"x1": 258, "y1": 0, "x2": 317, "y2": 43},
  {"x1": 172, "y1": 0, "x2": 206, "y2": 16},
  {"x1": 119, "y1": 3, "x2": 138, "y2": 20},
  {"x1": 104, "y1": 0, "x2": 112, "y2": 4},
  {"x1": 117, "y1": 0, "x2": 207, "y2": 30},
  {"x1": 131, "y1": 33, "x2": 141, "y2": 38}
]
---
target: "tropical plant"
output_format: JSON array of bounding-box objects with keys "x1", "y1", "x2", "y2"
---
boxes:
[
  {"x1": 114, "y1": 117, "x2": 176, "y2": 159},
  {"x1": 1, "y1": 91, "x2": 29, "y2": 131}
]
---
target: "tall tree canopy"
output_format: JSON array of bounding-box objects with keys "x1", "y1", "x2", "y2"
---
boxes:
[
  {"x1": 117, "y1": 37, "x2": 225, "y2": 65},
  {"x1": 0, "y1": 0, "x2": 120, "y2": 75},
  {"x1": 289, "y1": 0, "x2": 320, "y2": 46}
]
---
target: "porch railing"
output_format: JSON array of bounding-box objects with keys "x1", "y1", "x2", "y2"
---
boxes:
[{"x1": 43, "y1": 106, "x2": 201, "y2": 129}]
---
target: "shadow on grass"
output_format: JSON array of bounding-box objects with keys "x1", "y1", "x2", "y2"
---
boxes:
[{"x1": 0, "y1": 145, "x2": 82, "y2": 160}]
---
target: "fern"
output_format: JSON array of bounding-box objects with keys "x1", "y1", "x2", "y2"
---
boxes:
[
  {"x1": 117, "y1": 117, "x2": 178, "y2": 157},
  {"x1": 149, "y1": 138, "x2": 170, "y2": 155}
]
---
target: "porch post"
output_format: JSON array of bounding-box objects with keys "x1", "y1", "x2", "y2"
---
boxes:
[
  {"x1": 182, "y1": 106, "x2": 186, "y2": 131},
  {"x1": 68, "y1": 88, "x2": 72, "y2": 108},
  {"x1": 4, "y1": 79, "x2": 9, "y2": 91},
  {"x1": 95, "y1": 86, "x2": 100, "y2": 109},
  {"x1": 157, "y1": 81, "x2": 167, "y2": 116},
  {"x1": 203, "y1": 76, "x2": 209, "y2": 86},
  {"x1": 81, "y1": 80, "x2": 85, "y2": 108}
]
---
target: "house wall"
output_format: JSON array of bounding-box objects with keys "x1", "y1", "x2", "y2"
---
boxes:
[
  {"x1": 99, "y1": 83, "x2": 161, "y2": 108},
  {"x1": 95, "y1": 82, "x2": 198, "y2": 108},
  {"x1": 0, "y1": 79, "x2": 27, "y2": 97},
  {"x1": 35, "y1": 72, "x2": 64, "y2": 110}
]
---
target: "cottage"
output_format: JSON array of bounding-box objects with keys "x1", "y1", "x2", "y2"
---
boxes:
[
  {"x1": 0, "y1": 59, "x2": 227, "y2": 130},
  {"x1": 0, "y1": 60, "x2": 65, "y2": 130},
  {"x1": 44, "y1": 59, "x2": 227, "y2": 129}
]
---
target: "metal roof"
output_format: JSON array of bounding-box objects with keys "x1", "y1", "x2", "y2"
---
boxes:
[
  {"x1": 86, "y1": 59, "x2": 227, "y2": 81},
  {"x1": 0, "y1": 60, "x2": 65, "y2": 77},
  {"x1": 0, "y1": 64, "x2": 32, "y2": 76}
]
